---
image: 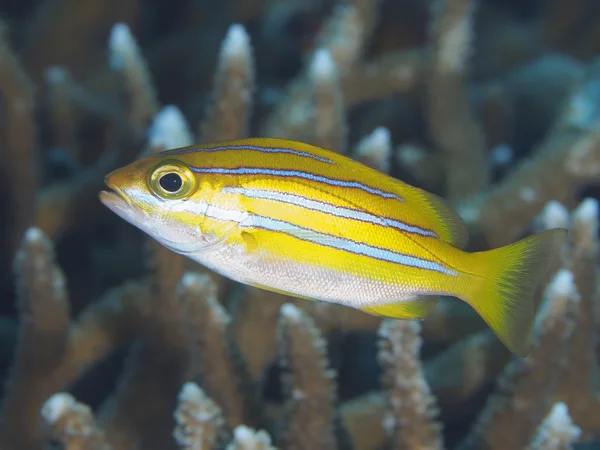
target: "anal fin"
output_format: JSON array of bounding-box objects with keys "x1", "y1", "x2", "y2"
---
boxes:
[
  {"x1": 247, "y1": 281, "x2": 314, "y2": 301},
  {"x1": 360, "y1": 296, "x2": 439, "y2": 319}
]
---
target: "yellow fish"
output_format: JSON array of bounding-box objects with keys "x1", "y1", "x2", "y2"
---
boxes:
[{"x1": 99, "y1": 137, "x2": 566, "y2": 356}]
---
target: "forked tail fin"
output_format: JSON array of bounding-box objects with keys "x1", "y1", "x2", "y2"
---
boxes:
[{"x1": 462, "y1": 228, "x2": 567, "y2": 356}]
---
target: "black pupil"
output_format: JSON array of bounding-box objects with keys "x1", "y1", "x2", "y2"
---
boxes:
[{"x1": 159, "y1": 172, "x2": 183, "y2": 193}]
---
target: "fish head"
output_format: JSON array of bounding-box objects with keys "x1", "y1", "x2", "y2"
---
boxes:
[{"x1": 99, "y1": 154, "x2": 215, "y2": 254}]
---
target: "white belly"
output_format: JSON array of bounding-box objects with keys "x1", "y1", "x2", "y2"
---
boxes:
[{"x1": 188, "y1": 241, "x2": 417, "y2": 308}]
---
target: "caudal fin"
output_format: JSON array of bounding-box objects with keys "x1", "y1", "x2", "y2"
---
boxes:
[{"x1": 463, "y1": 228, "x2": 567, "y2": 356}]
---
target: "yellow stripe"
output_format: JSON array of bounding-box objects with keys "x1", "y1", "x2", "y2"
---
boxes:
[{"x1": 171, "y1": 137, "x2": 466, "y2": 247}]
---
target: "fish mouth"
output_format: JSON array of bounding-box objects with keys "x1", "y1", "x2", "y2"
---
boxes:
[
  {"x1": 99, "y1": 181, "x2": 131, "y2": 214},
  {"x1": 99, "y1": 179, "x2": 207, "y2": 254},
  {"x1": 99, "y1": 179, "x2": 148, "y2": 226}
]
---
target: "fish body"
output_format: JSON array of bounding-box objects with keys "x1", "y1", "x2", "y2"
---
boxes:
[{"x1": 99, "y1": 137, "x2": 566, "y2": 356}]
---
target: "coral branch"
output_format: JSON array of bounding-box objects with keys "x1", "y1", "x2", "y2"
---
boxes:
[
  {"x1": 227, "y1": 425, "x2": 278, "y2": 450},
  {"x1": 0, "y1": 22, "x2": 38, "y2": 258},
  {"x1": 353, "y1": 126, "x2": 392, "y2": 172},
  {"x1": 308, "y1": 48, "x2": 346, "y2": 153},
  {"x1": 173, "y1": 382, "x2": 227, "y2": 450},
  {"x1": 424, "y1": 330, "x2": 510, "y2": 412},
  {"x1": 178, "y1": 272, "x2": 260, "y2": 431},
  {"x1": 200, "y1": 24, "x2": 255, "y2": 142},
  {"x1": 343, "y1": 50, "x2": 424, "y2": 107},
  {"x1": 148, "y1": 105, "x2": 194, "y2": 153},
  {"x1": 0, "y1": 228, "x2": 70, "y2": 450},
  {"x1": 109, "y1": 22, "x2": 159, "y2": 132},
  {"x1": 277, "y1": 303, "x2": 339, "y2": 450},
  {"x1": 426, "y1": 0, "x2": 487, "y2": 203},
  {"x1": 378, "y1": 319, "x2": 443, "y2": 450},
  {"x1": 42, "y1": 393, "x2": 111, "y2": 450},
  {"x1": 552, "y1": 199, "x2": 600, "y2": 438},
  {"x1": 526, "y1": 402, "x2": 581, "y2": 450},
  {"x1": 262, "y1": 0, "x2": 381, "y2": 140},
  {"x1": 57, "y1": 280, "x2": 148, "y2": 385},
  {"x1": 44, "y1": 66, "x2": 78, "y2": 163},
  {"x1": 98, "y1": 336, "x2": 187, "y2": 449}
]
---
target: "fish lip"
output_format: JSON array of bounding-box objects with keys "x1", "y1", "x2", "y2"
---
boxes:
[
  {"x1": 99, "y1": 189, "x2": 129, "y2": 214},
  {"x1": 99, "y1": 178, "x2": 148, "y2": 224},
  {"x1": 99, "y1": 177, "x2": 132, "y2": 211}
]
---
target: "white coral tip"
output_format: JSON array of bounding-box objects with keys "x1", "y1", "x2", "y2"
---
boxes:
[
  {"x1": 310, "y1": 49, "x2": 337, "y2": 81},
  {"x1": 281, "y1": 303, "x2": 303, "y2": 322},
  {"x1": 222, "y1": 24, "x2": 251, "y2": 59},
  {"x1": 548, "y1": 269, "x2": 577, "y2": 299},
  {"x1": 41, "y1": 393, "x2": 75, "y2": 423},
  {"x1": 573, "y1": 197, "x2": 598, "y2": 224},
  {"x1": 148, "y1": 105, "x2": 193, "y2": 149}
]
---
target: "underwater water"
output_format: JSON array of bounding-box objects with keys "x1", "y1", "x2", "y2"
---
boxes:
[{"x1": 0, "y1": 0, "x2": 599, "y2": 448}]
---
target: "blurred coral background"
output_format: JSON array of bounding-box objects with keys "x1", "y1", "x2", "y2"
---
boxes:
[{"x1": 0, "y1": 0, "x2": 598, "y2": 449}]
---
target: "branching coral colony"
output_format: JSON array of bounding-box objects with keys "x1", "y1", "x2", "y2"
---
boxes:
[{"x1": 0, "y1": 0, "x2": 599, "y2": 449}]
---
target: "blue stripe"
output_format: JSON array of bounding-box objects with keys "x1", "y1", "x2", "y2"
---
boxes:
[
  {"x1": 199, "y1": 202, "x2": 455, "y2": 276},
  {"x1": 169, "y1": 144, "x2": 333, "y2": 164},
  {"x1": 248, "y1": 215, "x2": 455, "y2": 275},
  {"x1": 223, "y1": 187, "x2": 437, "y2": 238},
  {"x1": 191, "y1": 166, "x2": 403, "y2": 201}
]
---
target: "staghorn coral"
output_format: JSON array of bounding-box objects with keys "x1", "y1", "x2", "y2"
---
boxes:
[
  {"x1": 1, "y1": 0, "x2": 600, "y2": 450},
  {"x1": 0, "y1": 22, "x2": 38, "y2": 262},
  {"x1": 173, "y1": 382, "x2": 228, "y2": 450},
  {"x1": 526, "y1": 402, "x2": 581, "y2": 450},
  {"x1": 426, "y1": 0, "x2": 487, "y2": 203},
  {"x1": 0, "y1": 228, "x2": 70, "y2": 450},
  {"x1": 378, "y1": 319, "x2": 444, "y2": 450},
  {"x1": 276, "y1": 303, "x2": 339, "y2": 450},
  {"x1": 17, "y1": 210, "x2": 597, "y2": 450},
  {"x1": 42, "y1": 393, "x2": 111, "y2": 450},
  {"x1": 178, "y1": 272, "x2": 260, "y2": 433}
]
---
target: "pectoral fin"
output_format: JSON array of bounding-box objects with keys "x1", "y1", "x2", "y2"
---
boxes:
[{"x1": 360, "y1": 297, "x2": 439, "y2": 319}]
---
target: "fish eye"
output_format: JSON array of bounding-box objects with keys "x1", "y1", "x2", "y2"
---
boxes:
[
  {"x1": 148, "y1": 160, "x2": 196, "y2": 200},
  {"x1": 159, "y1": 172, "x2": 183, "y2": 193}
]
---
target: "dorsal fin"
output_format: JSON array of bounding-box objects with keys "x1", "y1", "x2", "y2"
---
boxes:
[
  {"x1": 415, "y1": 189, "x2": 469, "y2": 249},
  {"x1": 374, "y1": 173, "x2": 469, "y2": 249}
]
